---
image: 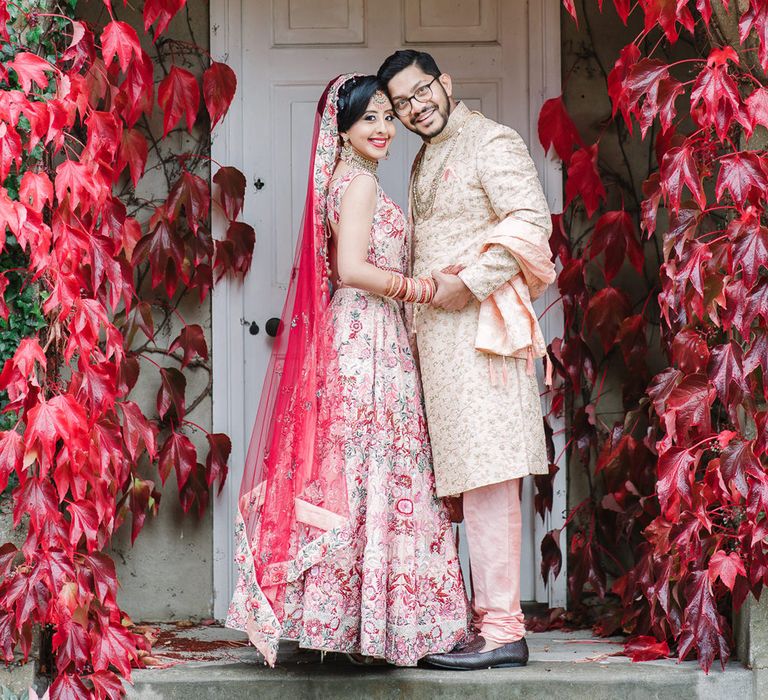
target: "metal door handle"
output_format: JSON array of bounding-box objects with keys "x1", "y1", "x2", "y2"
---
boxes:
[{"x1": 265, "y1": 317, "x2": 282, "y2": 338}]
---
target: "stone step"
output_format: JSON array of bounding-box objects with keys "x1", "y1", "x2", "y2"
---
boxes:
[{"x1": 121, "y1": 624, "x2": 756, "y2": 700}]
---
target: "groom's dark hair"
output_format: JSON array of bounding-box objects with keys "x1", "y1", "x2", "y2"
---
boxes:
[{"x1": 377, "y1": 50, "x2": 442, "y2": 87}]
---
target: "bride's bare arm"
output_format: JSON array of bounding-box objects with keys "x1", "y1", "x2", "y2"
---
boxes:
[
  {"x1": 334, "y1": 173, "x2": 436, "y2": 303},
  {"x1": 333, "y1": 174, "x2": 393, "y2": 295}
]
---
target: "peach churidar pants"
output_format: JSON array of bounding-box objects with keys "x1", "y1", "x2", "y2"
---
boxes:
[{"x1": 462, "y1": 478, "x2": 525, "y2": 644}]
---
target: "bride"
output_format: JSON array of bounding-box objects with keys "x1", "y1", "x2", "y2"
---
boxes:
[{"x1": 226, "y1": 74, "x2": 468, "y2": 666}]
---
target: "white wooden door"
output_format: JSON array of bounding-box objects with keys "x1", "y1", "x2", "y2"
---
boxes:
[{"x1": 211, "y1": 0, "x2": 565, "y2": 620}]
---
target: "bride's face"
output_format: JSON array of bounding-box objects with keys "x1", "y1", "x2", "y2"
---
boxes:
[{"x1": 342, "y1": 91, "x2": 396, "y2": 161}]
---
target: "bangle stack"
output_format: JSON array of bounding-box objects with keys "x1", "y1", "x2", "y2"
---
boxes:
[{"x1": 384, "y1": 272, "x2": 436, "y2": 304}]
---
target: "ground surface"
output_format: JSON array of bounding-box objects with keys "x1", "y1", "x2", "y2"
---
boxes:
[{"x1": 120, "y1": 622, "x2": 757, "y2": 699}]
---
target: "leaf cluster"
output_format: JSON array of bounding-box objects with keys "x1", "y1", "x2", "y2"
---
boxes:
[
  {"x1": 540, "y1": 0, "x2": 768, "y2": 671},
  {"x1": 0, "y1": 1, "x2": 254, "y2": 697}
]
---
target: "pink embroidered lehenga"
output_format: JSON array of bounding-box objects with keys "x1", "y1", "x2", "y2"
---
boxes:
[{"x1": 225, "y1": 74, "x2": 468, "y2": 667}]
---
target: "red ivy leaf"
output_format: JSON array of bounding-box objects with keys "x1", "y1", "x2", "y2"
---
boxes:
[
  {"x1": 120, "y1": 400, "x2": 158, "y2": 461},
  {"x1": 144, "y1": 0, "x2": 186, "y2": 37},
  {"x1": 19, "y1": 171, "x2": 53, "y2": 213},
  {"x1": 158, "y1": 430, "x2": 197, "y2": 488},
  {"x1": 66, "y1": 499, "x2": 100, "y2": 552},
  {"x1": 167, "y1": 171, "x2": 210, "y2": 232},
  {"x1": 589, "y1": 210, "x2": 644, "y2": 281},
  {"x1": 708, "y1": 342, "x2": 748, "y2": 409},
  {"x1": 203, "y1": 61, "x2": 237, "y2": 129},
  {"x1": 9, "y1": 52, "x2": 54, "y2": 92},
  {"x1": 716, "y1": 152, "x2": 768, "y2": 210},
  {"x1": 100, "y1": 21, "x2": 142, "y2": 73},
  {"x1": 79, "y1": 552, "x2": 118, "y2": 604},
  {"x1": 215, "y1": 221, "x2": 256, "y2": 279},
  {"x1": 0, "y1": 430, "x2": 24, "y2": 491},
  {"x1": 541, "y1": 527, "x2": 562, "y2": 580},
  {"x1": 205, "y1": 432, "x2": 231, "y2": 493},
  {"x1": 157, "y1": 367, "x2": 186, "y2": 421},
  {"x1": 117, "y1": 128, "x2": 148, "y2": 187},
  {"x1": 0, "y1": 122, "x2": 22, "y2": 182},
  {"x1": 24, "y1": 397, "x2": 81, "y2": 476},
  {"x1": 623, "y1": 635, "x2": 670, "y2": 662},
  {"x1": 90, "y1": 615, "x2": 139, "y2": 678},
  {"x1": 169, "y1": 324, "x2": 209, "y2": 368},
  {"x1": 660, "y1": 144, "x2": 706, "y2": 212},
  {"x1": 611, "y1": 0, "x2": 632, "y2": 23},
  {"x1": 212, "y1": 166, "x2": 246, "y2": 221},
  {"x1": 49, "y1": 673, "x2": 90, "y2": 700},
  {"x1": 158, "y1": 66, "x2": 200, "y2": 137},
  {"x1": 622, "y1": 58, "x2": 669, "y2": 122},
  {"x1": 708, "y1": 550, "x2": 747, "y2": 591},
  {"x1": 678, "y1": 570, "x2": 730, "y2": 671},
  {"x1": 639, "y1": 0, "x2": 694, "y2": 43},
  {"x1": 565, "y1": 144, "x2": 606, "y2": 217},
  {"x1": 691, "y1": 54, "x2": 744, "y2": 141},
  {"x1": 538, "y1": 96, "x2": 582, "y2": 165},
  {"x1": 657, "y1": 447, "x2": 699, "y2": 513},
  {"x1": 740, "y1": 0, "x2": 768, "y2": 73},
  {"x1": 584, "y1": 286, "x2": 631, "y2": 352},
  {"x1": 52, "y1": 618, "x2": 90, "y2": 674},
  {"x1": 730, "y1": 209, "x2": 768, "y2": 287},
  {"x1": 671, "y1": 329, "x2": 710, "y2": 374},
  {"x1": 719, "y1": 438, "x2": 758, "y2": 498},
  {"x1": 88, "y1": 670, "x2": 125, "y2": 700},
  {"x1": 666, "y1": 373, "x2": 714, "y2": 443},
  {"x1": 697, "y1": 0, "x2": 714, "y2": 25},
  {"x1": 129, "y1": 477, "x2": 158, "y2": 545},
  {"x1": 608, "y1": 44, "x2": 641, "y2": 126},
  {"x1": 745, "y1": 87, "x2": 768, "y2": 135},
  {"x1": 616, "y1": 314, "x2": 647, "y2": 371},
  {"x1": 13, "y1": 476, "x2": 59, "y2": 530}
]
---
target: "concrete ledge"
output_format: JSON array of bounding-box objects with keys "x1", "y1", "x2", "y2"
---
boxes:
[{"x1": 121, "y1": 627, "x2": 755, "y2": 700}]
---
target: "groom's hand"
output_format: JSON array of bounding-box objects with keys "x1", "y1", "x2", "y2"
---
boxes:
[{"x1": 431, "y1": 270, "x2": 473, "y2": 311}]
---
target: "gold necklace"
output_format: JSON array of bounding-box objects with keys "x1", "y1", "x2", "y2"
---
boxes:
[
  {"x1": 412, "y1": 112, "x2": 474, "y2": 221},
  {"x1": 340, "y1": 143, "x2": 378, "y2": 175}
]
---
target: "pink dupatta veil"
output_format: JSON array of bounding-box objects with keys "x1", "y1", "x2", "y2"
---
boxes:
[{"x1": 226, "y1": 75, "x2": 359, "y2": 666}]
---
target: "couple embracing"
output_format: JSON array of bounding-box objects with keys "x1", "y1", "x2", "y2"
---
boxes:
[{"x1": 226, "y1": 50, "x2": 556, "y2": 671}]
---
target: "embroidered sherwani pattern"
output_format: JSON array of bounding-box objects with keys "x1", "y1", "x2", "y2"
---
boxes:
[{"x1": 410, "y1": 101, "x2": 551, "y2": 498}]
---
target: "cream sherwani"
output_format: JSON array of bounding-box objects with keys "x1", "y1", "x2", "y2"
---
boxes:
[{"x1": 410, "y1": 101, "x2": 552, "y2": 498}]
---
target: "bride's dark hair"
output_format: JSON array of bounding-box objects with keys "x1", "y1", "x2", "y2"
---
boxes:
[{"x1": 336, "y1": 75, "x2": 388, "y2": 133}]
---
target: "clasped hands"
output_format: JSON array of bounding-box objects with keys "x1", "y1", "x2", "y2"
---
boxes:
[{"x1": 430, "y1": 265, "x2": 473, "y2": 311}]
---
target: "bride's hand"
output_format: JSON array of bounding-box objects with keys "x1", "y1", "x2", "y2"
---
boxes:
[{"x1": 440, "y1": 264, "x2": 465, "y2": 275}]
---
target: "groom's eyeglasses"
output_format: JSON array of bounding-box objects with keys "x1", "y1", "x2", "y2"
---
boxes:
[{"x1": 392, "y1": 77, "x2": 440, "y2": 116}]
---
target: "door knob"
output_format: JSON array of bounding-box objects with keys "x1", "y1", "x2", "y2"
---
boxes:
[
  {"x1": 265, "y1": 317, "x2": 282, "y2": 338},
  {"x1": 254, "y1": 177, "x2": 265, "y2": 190}
]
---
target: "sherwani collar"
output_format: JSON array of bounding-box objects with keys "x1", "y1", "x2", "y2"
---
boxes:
[{"x1": 427, "y1": 101, "x2": 471, "y2": 145}]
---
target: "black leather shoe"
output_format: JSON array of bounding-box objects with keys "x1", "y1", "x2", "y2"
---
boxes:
[
  {"x1": 421, "y1": 637, "x2": 529, "y2": 670},
  {"x1": 451, "y1": 632, "x2": 485, "y2": 653}
]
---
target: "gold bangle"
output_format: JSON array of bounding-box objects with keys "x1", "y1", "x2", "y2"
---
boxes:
[{"x1": 385, "y1": 272, "x2": 399, "y2": 297}]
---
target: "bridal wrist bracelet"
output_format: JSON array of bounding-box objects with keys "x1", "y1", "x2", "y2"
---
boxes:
[{"x1": 385, "y1": 272, "x2": 436, "y2": 304}]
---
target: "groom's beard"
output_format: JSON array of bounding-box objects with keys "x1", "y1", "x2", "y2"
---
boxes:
[{"x1": 402, "y1": 93, "x2": 451, "y2": 139}]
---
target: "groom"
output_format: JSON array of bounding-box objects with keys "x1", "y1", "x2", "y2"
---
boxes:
[{"x1": 378, "y1": 51, "x2": 555, "y2": 670}]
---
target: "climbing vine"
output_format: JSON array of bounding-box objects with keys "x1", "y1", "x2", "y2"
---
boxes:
[
  {"x1": 0, "y1": 1, "x2": 252, "y2": 697},
  {"x1": 540, "y1": 0, "x2": 768, "y2": 671}
]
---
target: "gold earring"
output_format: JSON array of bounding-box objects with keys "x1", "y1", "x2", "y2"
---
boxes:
[{"x1": 341, "y1": 137, "x2": 352, "y2": 159}]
